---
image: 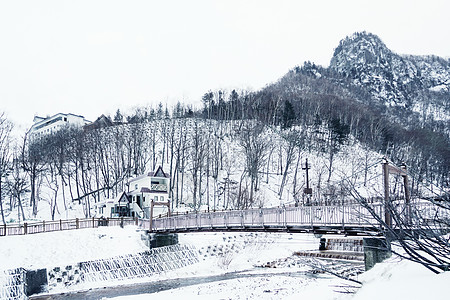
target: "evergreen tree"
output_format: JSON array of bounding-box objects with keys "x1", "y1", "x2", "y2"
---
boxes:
[
  {"x1": 282, "y1": 100, "x2": 295, "y2": 129},
  {"x1": 113, "y1": 109, "x2": 123, "y2": 123}
]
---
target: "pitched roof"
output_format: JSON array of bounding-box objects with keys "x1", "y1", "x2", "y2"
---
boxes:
[
  {"x1": 152, "y1": 166, "x2": 169, "y2": 178},
  {"x1": 128, "y1": 166, "x2": 169, "y2": 183},
  {"x1": 84, "y1": 114, "x2": 114, "y2": 130},
  {"x1": 117, "y1": 191, "x2": 130, "y2": 203}
]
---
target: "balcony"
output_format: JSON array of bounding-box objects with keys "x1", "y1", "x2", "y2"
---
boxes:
[{"x1": 151, "y1": 184, "x2": 168, "y2": 192}]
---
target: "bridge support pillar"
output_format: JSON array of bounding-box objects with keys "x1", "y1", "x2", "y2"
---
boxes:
[
  {"x1": 25, "y1": 268, "x2": 48, "y2": 296},
  {"x1": 142, "y1": 232, "x2": 178, "y2": 249},
  {"x1": 319, "y1": 238, "x2": 327, "y2": 250},
  {"x1": 363, "y1": 237, "x2": 391, "y2": 271}
]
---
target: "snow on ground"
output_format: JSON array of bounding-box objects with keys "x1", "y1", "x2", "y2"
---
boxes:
[
  {"x1": 178, "y1": 231, "x2": 319, "y2": 270},
  {"x1": 1, "y1": 226, "x2": 448, "y2": 299},
  {"x1": 346, "y1": 258, "x2": 450, "y2": 300},
  {"x1": 111, "y1": 272, "x2": 323, "y2": 300},
  {"x1": 0, "y1": 226, "x2": 148, "y2": 270},
  {"x1": 104, "y1": 231, "x2": 348, "y2": 300},
  {"x1": 109, "y1": 255, "x2": 449, "y2": 300}
]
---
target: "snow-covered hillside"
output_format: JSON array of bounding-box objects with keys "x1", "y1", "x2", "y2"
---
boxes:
[{"x1": 2, "y1": 119, "x2": 384, "y2": 223}]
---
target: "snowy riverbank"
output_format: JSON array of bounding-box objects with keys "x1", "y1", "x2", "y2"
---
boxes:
[
  {"x1": 1, "y1": 226, "x2": 447, "y2": 299},
  {"x1": 107, "y1": 258, "x2": 449, "y2": 300}
]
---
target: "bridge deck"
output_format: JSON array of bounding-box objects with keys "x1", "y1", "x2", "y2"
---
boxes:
[
  {"x1": 143, "y1": 205, "x2": 386, "y2": 235},
  {"x1": 150, "y1": 224, "x2": 382, "y2": 235},
  {"x1": 145, "y1": 203, "x2": 447, "y2": 236}
]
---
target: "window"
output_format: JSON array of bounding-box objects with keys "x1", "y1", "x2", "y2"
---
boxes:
[
  {"x1": 160, "y1": 196, "x2": 164, "y2": 201},
  {"x1": 135, "y1": 184, "x2": 138, "y2": 190},
  {"x1": 111, "y1": 207, "x2": 115, "y2": 214},
  {"x1": 154, "y1": 196, "x2": 158, "y2": 202}
]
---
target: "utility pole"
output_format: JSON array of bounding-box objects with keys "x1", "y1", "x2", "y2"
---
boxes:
[{"x1": 303, "y1": 158, "x2": 312, "y2": 204}]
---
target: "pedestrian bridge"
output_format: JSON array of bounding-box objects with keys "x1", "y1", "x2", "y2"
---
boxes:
[
  {"x1": 138, "y1": 202, "x2": 445, "y2": 236},
  {"x1": 1, "y1": 203, "x2": 445, "y2": 237}
]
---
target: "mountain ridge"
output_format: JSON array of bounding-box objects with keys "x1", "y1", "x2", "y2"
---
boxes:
[
  {"x1": 246, "y1": 31, "x2": 449, "y2": 187},
  {"x1": 329, "y1": 31, "x2": 450, "y2": 116}
]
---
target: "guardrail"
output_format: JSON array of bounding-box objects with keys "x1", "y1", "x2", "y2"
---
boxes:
[{"x1": 0, "y1": 217, "x2": 138, "y2": 237}]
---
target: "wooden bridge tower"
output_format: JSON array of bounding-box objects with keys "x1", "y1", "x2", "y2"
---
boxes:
[{"x1": 382, "y1": 159, "x2": 411, "y2": 227}]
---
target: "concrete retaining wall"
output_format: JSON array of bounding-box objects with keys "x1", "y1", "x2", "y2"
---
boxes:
[
  {"x1": 325, "y1": 238, "x2": 364, "y2": 252},
  {"x1": 21, "y1": 244, "x2": 199, "y2": 297},
  {"x1": 0, "y1": 268, "x2": 26, "y2": 300},
  {"x1": 141, "y1": 232, "x2": 179, "y2": 249}
]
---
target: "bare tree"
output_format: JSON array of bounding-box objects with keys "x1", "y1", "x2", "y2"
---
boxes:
[
  {"x1": 43, "y1": 163, "x2": 60, "y2": 220},
  {"x1": 8, "y1": 154, "x2": 28, "y2": 222},
  {"x1": 344, "y1": 162, "x2": 449, "y2": 274},
  {"x1": 0, "y1": 113, "x2": 13, "y2": 224},
  {"x1": 110, "y1": 124, "x2": 128, "y2": 196},
  {"x1": 189, "y1": 119, "x2": 206, "y2": 209},
  {"x1": 238, "y1": 122, "x2": 268, "y2": 206},
  {"x1": 278, "y1": 129, "x2": 303, "y2": 199},
  {"x1": 326, "y1": 117, "x2": 349, "y2": 183},
  {"x1": 21, "y1": 134, "x2": 46, "y2": 216},
  {"x1": 173, "y1": 119, "x2": 188, "y2": 207}
]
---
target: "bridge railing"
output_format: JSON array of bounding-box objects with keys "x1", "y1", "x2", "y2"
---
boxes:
[
  {"x1": 1, "y1": 201, "x2": 446, "y2": 236},
  {"x1": 151, "y1": 204, "x2": 387, "y2": 232},
  {"x1": 151, "y1": 201, "x2": 449, "y2": 232}
]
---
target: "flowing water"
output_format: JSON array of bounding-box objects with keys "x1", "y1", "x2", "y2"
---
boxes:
[{"x1": 32, "y1": 269, "x2": 314, "y2": 299}]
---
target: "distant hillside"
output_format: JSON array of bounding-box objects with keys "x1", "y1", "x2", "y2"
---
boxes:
[{"x1": 226, "y1": 32, "x2": 449, "y2": 187}]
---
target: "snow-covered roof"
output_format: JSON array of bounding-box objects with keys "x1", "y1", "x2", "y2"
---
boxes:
[
  {"x1": 94, "y1": 192, "x2": 129, "y2": 207},
  {"x1": 128, "y1": 166, "x2": 169, "y2": 184}
]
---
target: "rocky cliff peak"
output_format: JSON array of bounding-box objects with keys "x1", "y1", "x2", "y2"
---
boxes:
[{"x1": 329, "y1": 32, "x2": 450, "y2": 109}]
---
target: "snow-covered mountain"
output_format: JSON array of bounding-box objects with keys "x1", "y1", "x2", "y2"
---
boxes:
[
  {"x1": 330, "y1": 32, "x2": 450, "y2": 111},
  {"x1": 252, "y1": 32, "x2": 449, "y2": 197}
]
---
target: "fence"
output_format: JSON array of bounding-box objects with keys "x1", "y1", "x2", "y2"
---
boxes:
[{"x1": 0, "y1": 217, "x2": 138, "y2": 237}]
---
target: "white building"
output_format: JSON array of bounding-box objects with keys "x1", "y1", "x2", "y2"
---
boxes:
[
  {"x1": 127, "y1": 166, "x2": 170, "y2": 218},
  {"x1": 94, "y1": 192, "x2": 130, "y2": 218},
  {"x1": 29, "y1": 113, "x2": 91, "y2": 139}
]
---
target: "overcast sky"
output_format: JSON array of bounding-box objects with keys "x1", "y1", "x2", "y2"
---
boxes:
[{"x1": 1, "y1": 0, "x2": 449, "y2": 133}]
